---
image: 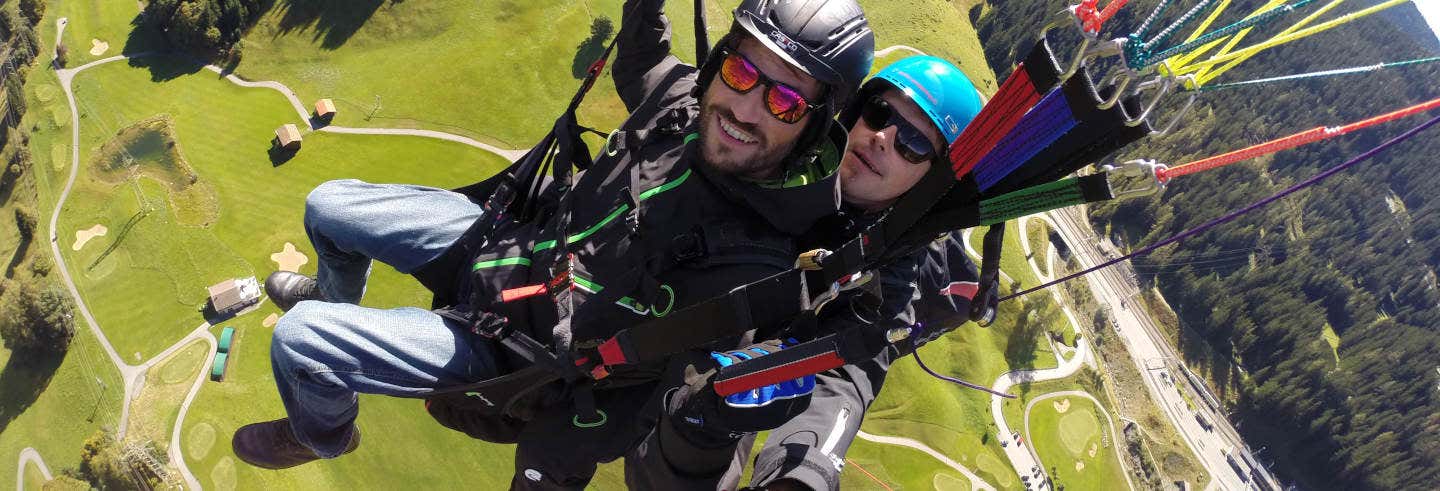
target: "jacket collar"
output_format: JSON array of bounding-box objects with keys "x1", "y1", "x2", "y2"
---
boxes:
[{"x1": 693, "y1": 124, "x2": 847, "y2": 234}]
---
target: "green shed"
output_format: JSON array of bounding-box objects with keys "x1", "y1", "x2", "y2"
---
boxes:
[
  {"x1": 218, "y1": 327, "x2": 235, "y2": 353},
  {"x1": 211, "y1": 352, "x2": 230, "y2": 381}
]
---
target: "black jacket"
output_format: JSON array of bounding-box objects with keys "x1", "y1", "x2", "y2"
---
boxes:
[{"x1": 743, "y1": 231, "x2": 981, "y2": 490}]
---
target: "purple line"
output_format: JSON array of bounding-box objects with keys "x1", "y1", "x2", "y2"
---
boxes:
[
  {"x1": 912, "y1": 343, "x2": 1018, "y2": 399},
  {"x1": 1003, "y1": 112, "x2": 1440, "y2": 301}
]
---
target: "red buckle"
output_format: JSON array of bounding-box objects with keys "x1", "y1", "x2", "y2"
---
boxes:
[
  {"x1": 500, "y1": 284, "x2": 548, "y2": 302},
  {"x1": 597, "y1": 337, "x2": 627, "y2": 366}
]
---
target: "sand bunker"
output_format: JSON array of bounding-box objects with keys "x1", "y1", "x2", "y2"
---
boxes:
[
  {"x1": 1053, "y1": 398, "x2": 1071, "y2": 413},
  {"x1": 1075, "y1": 461, "x2": 1086, "y2": 471},
  {"x1": 270, "y1": 242, "x2": 309, "y2": 272},
  {"x1": 262, "y1": 313, "x2": 279, "y2": 328},
  {"x1": 72, "y1": 224, "x2": 108, "y2": 251},
  {"x1": 89, "y1": 38, "x2": 109, "y2": 56},
  {"x1": 1089, "y1": 442, "x2": 1099, "y2": 458}
]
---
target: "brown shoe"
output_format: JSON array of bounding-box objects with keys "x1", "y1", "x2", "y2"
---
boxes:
[{"x1": 232, "y1": 418, "x2": 360, "y2": 469}]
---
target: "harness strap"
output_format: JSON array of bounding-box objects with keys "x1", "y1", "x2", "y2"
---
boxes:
[
  {"x1": 972, "y1": 73, "x2": 1110, "y2": 191},
  {"x1": 948, "y1": 38, "x2": 1065, "y2": 178},
  {"x1": 978, "y1": 174, "x2": 1113, "y2": 226},
  {"x1": 989, "y1": 90, "x2": 1155, "y2": 196},
  {"x1": 596, "y1": 268, "x2": 809, "y2": 367}
]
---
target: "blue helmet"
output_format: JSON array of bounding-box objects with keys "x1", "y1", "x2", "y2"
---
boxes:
[{"x1": 842, "y1": 55, "x2": 983, "y2": 146}]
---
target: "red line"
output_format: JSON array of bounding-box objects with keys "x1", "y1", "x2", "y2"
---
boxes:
[
  {"x1": 845, "y1": 458, "x2": 894, "y2": 491},
  {"x1": 1159, "y1": 96, "x2": 1440, "y2": 181}
]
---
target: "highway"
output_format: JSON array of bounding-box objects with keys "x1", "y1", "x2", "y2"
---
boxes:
[{"x1": 1043, "y1": 208, "x2": 1283, "y2": 491}]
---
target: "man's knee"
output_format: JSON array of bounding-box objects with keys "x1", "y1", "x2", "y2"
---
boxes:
[
  {"x1": 304, "y1": 179, "x2": 365, "y2": 229},
  {"x1": 271, "y1": 301, "x2": 343, "y2": 368}
]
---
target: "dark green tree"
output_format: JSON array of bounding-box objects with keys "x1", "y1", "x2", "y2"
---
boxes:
[
  {"x1": 17, "y1": 0, "x2": 44, "y2": 26},
  {"x1": 0, "y1": 279, "x2": 75, "y2": 354}
]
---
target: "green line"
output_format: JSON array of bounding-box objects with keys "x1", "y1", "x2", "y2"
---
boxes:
[
  {"x1": 639, "y1": 169, "x2": 692, "y2": 201},
  {"x1": 684, "y1": 133, "x2": 699, "y2": 145},
  {"x1": 533, "y1": 204, "x2": 631, "y2": 253},
  {"x1": 530, "y1": 167, "x2": 691, "y2": 254},
  {"x1": 572, "y1": 275, "x2": 603, "y2": 293},
  {"x1": 472, "y1": 256, "x2": 532, "y2": 270}
]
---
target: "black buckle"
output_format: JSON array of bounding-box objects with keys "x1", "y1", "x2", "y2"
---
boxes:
[
  {"x1": 671, "y1": 230, "x2": 706, "y2": 263},
  {"x1": 435, "y1": 307, "x2": 512, "y2": 339}
]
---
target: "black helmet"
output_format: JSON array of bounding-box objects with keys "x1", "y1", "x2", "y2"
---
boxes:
[{"x1": 730, "y1": 0, "x2": 875, "y2": 110}]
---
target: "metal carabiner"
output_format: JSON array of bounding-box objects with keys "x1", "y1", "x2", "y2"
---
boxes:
[
  {"x1": 1146, "y1": 75, "x2": 1199, "y2": 136},
  {"x1": 1102, "y1": 159, "x2": 1169, "y2": 199},
  {"x1": 1005, "y1": 8, "x2": 1096, "y2": 88},
  {"x1": 801, "y1": 278, "x2": 843, "y2": 312},
  {"x1": 1122, "y1": 74, "x2": 1175, "y2": 127}
]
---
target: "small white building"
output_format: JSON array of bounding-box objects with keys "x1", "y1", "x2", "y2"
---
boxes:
[{"x1": 208, "y1": 277, "x2": 261, "y2": 316}]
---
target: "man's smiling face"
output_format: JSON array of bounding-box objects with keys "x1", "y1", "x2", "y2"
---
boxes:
[{"x1": 698, "y1": 35, "x2": 823, "y2": 180}]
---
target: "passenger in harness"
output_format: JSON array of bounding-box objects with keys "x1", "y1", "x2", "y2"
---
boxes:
[
  {"x1": 231, "y1": 0, "x2": 875, "y2": 488},
  {"x1": 715, "y1": 56, "x2": 992, "y2": 490}
]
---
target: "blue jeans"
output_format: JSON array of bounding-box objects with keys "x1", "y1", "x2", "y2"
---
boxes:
[{"x1": 271, "y1": 179, "x2": 502, "y2": 457}]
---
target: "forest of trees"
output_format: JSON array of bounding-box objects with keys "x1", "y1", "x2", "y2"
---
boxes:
[
  {"x1": 977, "y1": 1, "x2": 1439, "y2": 489},
  {"x1": 140, "y1": 0, "x2": 265, "y2": 60}
]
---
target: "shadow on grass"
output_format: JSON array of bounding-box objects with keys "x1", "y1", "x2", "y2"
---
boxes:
[
  {"x1": 0, "y1": 350, "x2": 66, "y2": 433},
  {"x1": 268, "y1": 145, "x2": 298, "y2": 167},
  {"x1": 271, "y1": 0, "x2": 391, "y2": 50},
  {"x1": 4, "y1": 235, "x2": 31, "y2": 279},
  {"x1": 124, "y1": 53, "x2": 206, "y2": 83},
  {"x1": 571, "y1": 16, "x2": 615, "y2": 79},
  {"x1": 0, "y1": 170, "x2": 21, "y2": 206}
]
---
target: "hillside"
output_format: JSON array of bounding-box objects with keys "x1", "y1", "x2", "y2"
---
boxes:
[{"x1": 976, "y1": 1, "x2": 1440, "y2": 489}]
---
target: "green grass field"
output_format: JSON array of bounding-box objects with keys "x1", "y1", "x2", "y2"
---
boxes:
[
  {"x1": 53, "y1": 56, "x2": 510, "y2": 360},
  {"x1": 230, "y1": 0, "x2": 997, "y2": 149},
  {"x1": 22, "y1": 461, "x2": 43, "y2": 490},
  {"x1": 1027, "y1": 395, "x2": 1128, "y2": 491},
  {"x1": 0, "y1": 327, "x2": 125, "y2": 489},
  {"x1": 52, "y1": 0, "x2": 158, "y2": 66},
  {"x1": 126, "y1": 340, "x2": 208, "y2": 451},
  {"x1": 1027, "y1": 218, "x2": 1050, "y2": 277},
  {"x1": 842, "y1": 438, "x2": 974, "y2": 490}
]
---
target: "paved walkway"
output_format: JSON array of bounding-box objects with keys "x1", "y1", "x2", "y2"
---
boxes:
[
  {"x1": 855, "y1": 431, "x2": 997, "y2": 491},
  {"x1": 16, "y1": 448, "x2": 52, "y2": 491}
]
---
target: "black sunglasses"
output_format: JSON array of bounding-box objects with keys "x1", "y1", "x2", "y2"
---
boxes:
[{"x1": 860, "y1": 95, "x2": 938, "y2": 164}]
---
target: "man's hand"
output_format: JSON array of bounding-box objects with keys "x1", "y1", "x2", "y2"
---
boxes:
[
  {"x1": 968, "y1": 269, "x2": 1000, "y2": 327},
  {"x1": 664, "y1": 340, "x2": 816, "y2": 447}
]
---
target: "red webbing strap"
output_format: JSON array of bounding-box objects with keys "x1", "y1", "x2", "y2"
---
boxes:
[
  {"x1": 1158, "y1": 96, "x2": 1440, "y2": 181},
  {"x1": 950, "y1": 67, "x2": 1044, "y2": 178},
  {"x1": 950, "y1": 39, "x2": 1065, "y2": 178},
  {"x1": 713, "y1": 351, "x2": 845, "y2": 396}
]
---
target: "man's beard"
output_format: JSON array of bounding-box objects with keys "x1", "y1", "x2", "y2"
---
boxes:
[{"x1": 697, "y1": 103, "x2": 799, "y2": 179}]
